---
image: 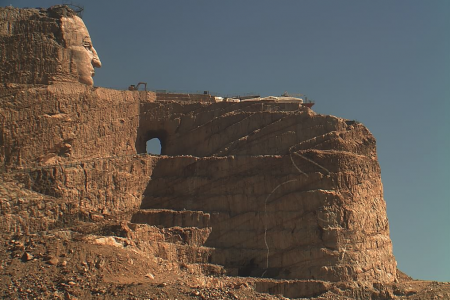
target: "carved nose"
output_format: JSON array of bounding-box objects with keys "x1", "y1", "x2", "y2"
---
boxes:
[
  {"x1": 92, "y1": 57, "x2": 102, "y2": 68},
  {"x1": 91, "y1": 47, "x2": 102, "y2": 68}
]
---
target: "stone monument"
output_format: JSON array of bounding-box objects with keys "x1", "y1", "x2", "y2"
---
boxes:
[
  {"x1": 5, "y1": 5, "x2": 447, "y2": 299},
  {"x1": 0, "y1": 5, "x2": 101, "y2": 85}
]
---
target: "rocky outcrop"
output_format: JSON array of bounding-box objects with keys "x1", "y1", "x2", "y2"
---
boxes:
[
  {"x1": 136, "y1": 101, "x2": 374, "y2": 157},
  {"x1": 133, "y1": 100, "x2": 396, "y2": 282},
  {"x1": 0, "y1": 6, "x2": 101, "y2": 85},
  {"x1": 1, "y1": 87, "x2": 397, "y2": 283},
  {"x1": 131, "y1": 209, "x2": 211, "y2": 229},
  {"x1": 0, "y1": 5, "x2": 410, "y2": 299},
  {"x1": 0, "y1": 84, "x2": 153, "y2": 168}
]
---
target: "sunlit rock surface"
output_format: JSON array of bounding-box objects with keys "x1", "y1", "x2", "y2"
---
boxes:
[
  {"x1": 7, "y1": 5, "x2": 447, "y2": 300},
  {"x1": 0, "y1": 5, "x2": 101, "y2": 85}
]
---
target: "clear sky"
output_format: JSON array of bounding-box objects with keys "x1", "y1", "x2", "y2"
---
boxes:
[{"x1": 6, "y1": 0, "x2": 449, "y2": 282}]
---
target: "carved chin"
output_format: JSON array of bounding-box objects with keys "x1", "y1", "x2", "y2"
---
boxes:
[{"x1": 79, "y1": 74, "x2": 94, "y2": 85}]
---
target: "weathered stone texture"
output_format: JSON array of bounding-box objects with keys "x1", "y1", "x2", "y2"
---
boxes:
[
  {"x1": 0, "y1": 6, "x2": 101, "y2": 85},
  {"x1": 0, "y1": 5, "x2": 397, "y2": 288},
  {"x1": 132, "y1": 101, "x2": 396, "y2": 282},
  {"x1": 101, "y1": 222, "x2": 216, "y2": 265},
  {"x1": 0, "y1": 7, "x2": 64, "y2": 84},
  {"x1": 136, "y1": 101, "x2": 375, "y2": 158},
  {"x1": 0, "y1": 178, "x2": 80, "y2": 235},
  {"x1": 0, "y1": 84, "x2": 152, "y2": 169},
  {"x1": 138, "y1": 153, "x2": 395, "y2": 282},
  {"x1": 25, "y1": 155, "x2": 155, "y2": 214},
  {"x1": 1, "y1": 90, "x2": 397, "y2": 283},
  {"x1": 131, "y1": 209, "x2": 211, "y2": 229}
]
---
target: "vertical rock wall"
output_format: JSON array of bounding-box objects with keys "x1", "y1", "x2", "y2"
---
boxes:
[
  {"x1": 1, "y1": 92, "x2": 397, "y2": 282},
  {"x1": 0, "y1": 6, "x2": 101, "y2": 86},
  {"x1": 0, "y1": 7, "x2": 63, "y2": 84},
  {"x1": 137, "y1": 102, "x2": 397, "y2": 283},
  {"x1": 0, "y1": 84, "x2": 152, "y2": 169},
  {"x1": 0, "y1": 5, "x2": 397, "y2": 285}
]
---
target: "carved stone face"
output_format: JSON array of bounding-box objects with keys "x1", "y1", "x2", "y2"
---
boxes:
[{"x1": 61, "y1": 16, "x2": 101, "y2": 85}]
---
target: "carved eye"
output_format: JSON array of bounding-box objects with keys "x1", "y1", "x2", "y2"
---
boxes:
[{"x1": 83, "y1": 37, "x2": 92, "y2": 51}]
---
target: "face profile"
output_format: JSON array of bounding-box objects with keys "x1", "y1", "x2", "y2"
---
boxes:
[
  {"x1": 61, "y1": 16, "x2": 102, "y2": 85},
  {"x1": 0, "y1": 5, "x2": 102, "y2": 85}
]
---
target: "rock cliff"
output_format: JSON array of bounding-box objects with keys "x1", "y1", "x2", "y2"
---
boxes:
[
  {"x1": 0, "y1": 6, "x2": 101, "y2": 85},
  {"x1": 140, "y1": 101, "x2": 397, "y2": 283},
  {"x1": 0, "y1": 83, "x2": 151, "y2": 168},
  {"x1": 2, "y1": 5, "x2": 449, "y2": 300},
  {"x1": 1, "y1": 82, "x2": 396, "y2": 284}
]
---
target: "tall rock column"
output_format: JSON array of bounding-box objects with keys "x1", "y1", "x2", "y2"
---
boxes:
[{"x1": 138, "y1": 102, "x2": 397, "y2": 282}]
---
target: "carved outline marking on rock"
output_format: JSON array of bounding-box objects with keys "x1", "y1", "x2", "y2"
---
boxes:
[{"x1": 261, "y1": 145, "x2": 330, "y2": 277}]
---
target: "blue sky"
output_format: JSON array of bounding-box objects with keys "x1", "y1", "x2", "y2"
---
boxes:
[{"x1": 6, "y1": 0, "x2": 450, "y2": 281}]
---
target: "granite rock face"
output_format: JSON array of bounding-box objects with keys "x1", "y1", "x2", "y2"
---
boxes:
[
  {"x1": 0, "y1": 83, "x2": 152, "y2": 168},
  {"x1": 0, "y1": 6, "x2": 101, "y2": 85},
  {"x1": 1, "y1": 84, "x2": 397, "y2": 283},
  {"x1": 136, "y1": 102, "x2": 397, "y2": 282},
  {"x1": 136, "y1": 101, "x2": 376, "y2": 157},
  {"x1": 1, "y1": 5, "x2": 398, "y2": 295}
]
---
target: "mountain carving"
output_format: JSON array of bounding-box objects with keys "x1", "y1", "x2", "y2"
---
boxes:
[{"x1": 1, "y1": 5, "x2": 449, "y2": 300}]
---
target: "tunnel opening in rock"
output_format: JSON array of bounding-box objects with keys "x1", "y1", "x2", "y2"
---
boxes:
[
  {"x1": 146, "y1": 138, "x2": 162, "y2": 155},
  {"x1": 137, "y1": 130, "x2": 167, "y2": 155}
]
